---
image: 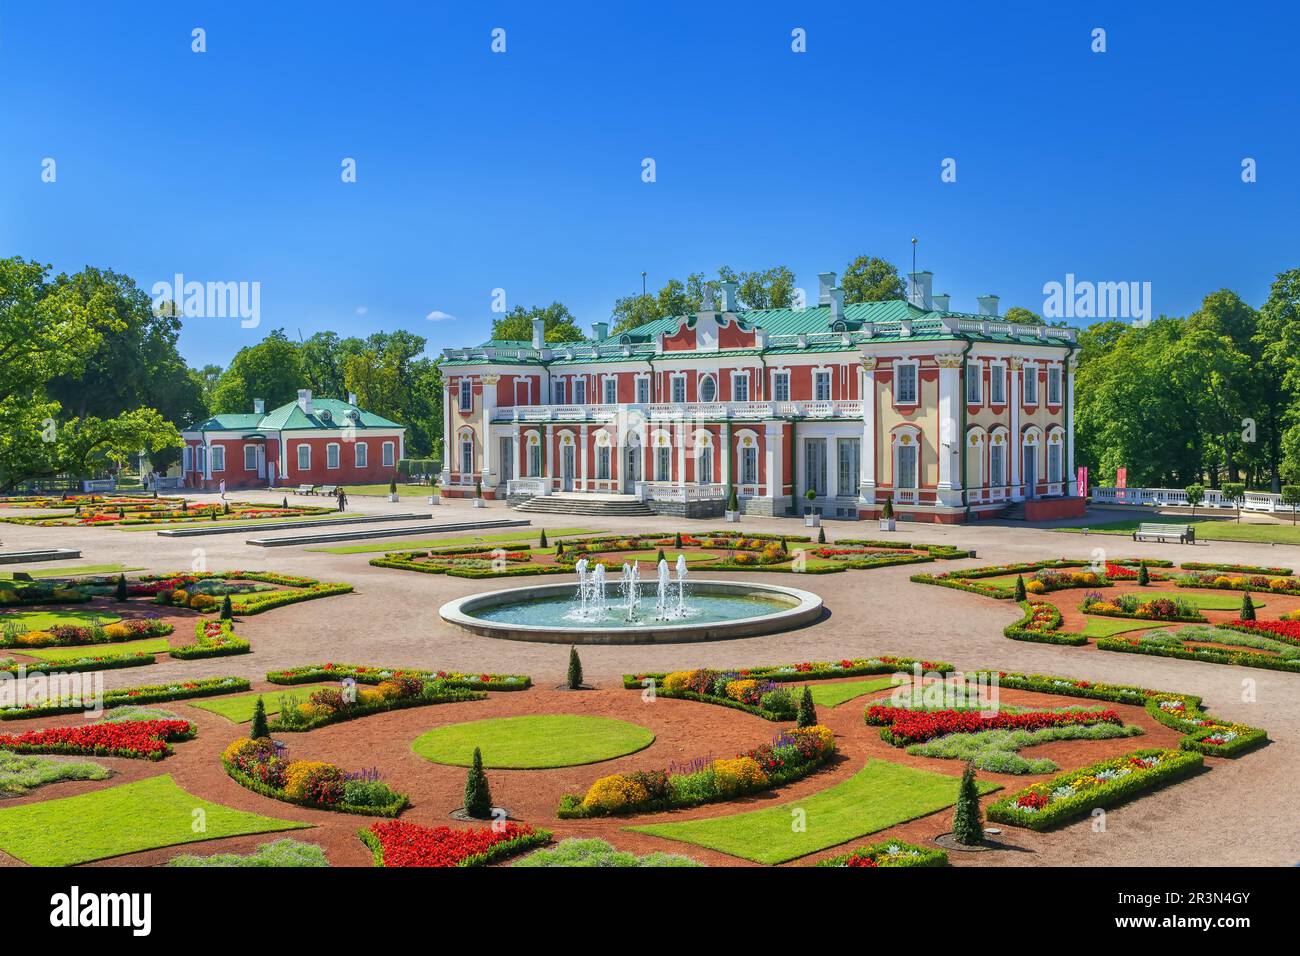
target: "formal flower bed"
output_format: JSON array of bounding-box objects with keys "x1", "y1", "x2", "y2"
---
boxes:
[
  {"x1": 557, "y1": 725, "x2": 836, "y2": 818},
  {"x1": 1222, "y1": 618, "x2": 1300, "y2": 645},
  {"x1": 0, "y1": 580, "x2": 93, "y2": 608},
  {"x1": 0, "y1": 675, "x2": 250, "y2": 720},
  {"x1": 1080, "y1": 592, "x2": 1205, "y2": 622},
  {"x1": 360, "y1": 820, "x2": 551, "y2": 867},
  {"x1": 0, "y1": 719, "x2": 195, "y2": 760},
  {"x1": 0, "y1": 617, "x2": 173, "y2": 650},
  {"x1": 1099, "y1": 624, "x2": 1300, "y2": 674},
  {"x1": 0, "y1": 651, "x2": 156, "y2": 676},
  {"x1": 1172, "y1": 571, "x2": 1300, "y2": 594},
  {"x1": 169, "y1": 619, "x2": 250, "y2": 660},
  {"x1": 623, "y1": 655, "x2": 951, "y2": 720},
  {"x1": 3, "y1": 498, "x2": 332, "y2": 527},
  {"x1": 140, "y1": 571, "x2": 354, "y2": 615},
  {"x1": 816, "y1": 841, "x2": 949, "y2": 867},
  {"x1": 912, "y1": 559, "x2": 1172, "y2": 599},
  {"x1": 1142, "y1": 694, "x2": 1269, "y2": 756},
  {"x1": 268, "y1": 675, "x2": 483, "y2": 731},
  {"x1": 1004, "y1": 600, "x2": 1087, "y2": 646},
  {"x1": 987, "y1": 748, "x2": 1203, "y2": 830},
  {"x1": 265, "y1": 662, "x2": 531, "y2": 691},
  {"x1": 865, "y1": 704, "x2": 1122, "y2": 746},
  {"x1": 223, "y1": 737, "x2": 409, "y2": 816}
]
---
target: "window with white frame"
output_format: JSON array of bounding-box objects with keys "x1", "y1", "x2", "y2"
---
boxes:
[
  {"x1": 635, "y1": 376, "x2": 650, "y2": 404},
  {"x1": 990, "y1": 442, "x2": 1005, "y2": 486},
  {"x1": 326, "y1": 443, "x2": 340, "y2": 469},
  {"x1": 458, "y1": 380, "x2": 472, "y2": 412},
  {"x1": 243, "y1": 445, "x2": 257, "y2": 471},
  {"x1": 670, "y1": 374, "x2": 686, "y2": 404},
  {"x1": 1047, "y1": 366, "x2": 1062, "y2": 405},
  {"x1": 696, "y1": 445, "x2": 713, "y2": 484},
  {"x1": 552, "y1": 379, "x2": 566, "y2": 404},
  {"x1": 896, "y1": 442, "x2": 918, "y2": 488},
  {"x1": 459, "y1": 434, "x2": 473, "y2": 475},
  {"x1": 602, "y1": 377, "x2": 617, "y2": 404},
  {"x1": 183, "y1": 446, "x2": 193, "y2": 473},
  {"x1": 655, "y1": 444, "x2": 671, "y2": 480},
  {"x1": 699, "y1": 375, "x2": 717, "y2": 403},
  {"x1": 382, "y1": 441, "x2": 394, "y2": 467},
  {"x1": 596, "y1": 444, "x2": 611, "y2": 479},
  {"x1": 895, "y1": 363, "x2": 918, "y2": 404},
  {"x1": 740, "y1": 444, "x2": 758, "y2": 484},
  {"x1": 966, "y1": 363, "x2": 982, "y2": 404},
  {"x1": 990, "y1": 364, "x2": 1006, "y2": 404},
  {"x1": 773, "y1": 371, "x2": 790, "y2": 402},
  {"x1": 210, "y1": 446, "x2": 225, "y2": 472},
  {"x1": 732, "y1": 372, "x2": 750, "y2": 403},
  {"x1": 296, "y1": 444, "x2": 310, "y2": 471},
  {"x1": 1048, "y1": 441, "x2": 1063, "y2": 483},
  {"x1": 355, "y1": 443, "x2": 368, "y2": 468},
  {"x1": 197, "y1": 446, "x2": 207, "y2": 474},
  {"x1": 813, "y1": 371, "x2": 831, "y2": 402},
  {"x1": 573, "y1": 378, "x2": 587, "y2": 404},
  {"x1": 528, "y1": 439, "x2": 541, "y2": 476},
  {"x1": 1023, "y1": 364, "x2": 1038, "y2": 405},
  {"x1": 837, "y1": 438, "x2": 861, "y2": 497}
]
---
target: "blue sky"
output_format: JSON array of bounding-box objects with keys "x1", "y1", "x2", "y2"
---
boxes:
[{"x1": 2, "y1": 1, "x2": 1296, "y2": 367}]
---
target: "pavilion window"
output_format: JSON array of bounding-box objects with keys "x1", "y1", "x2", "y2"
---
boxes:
[
  {"x1": 773, "y1": 371, "x2": 790, "y2": 402},
  {"x1": 382, "y1": 441, "x2": 394, "y2": 467},
  {"x1": 243, "y1": 444, "x2": 257, "y2": 471},
  {"x1": 896, "y1": 364, "x2": 918, "y2": 404},
  {"x1": 296, "y1": 444, "x2": 310, "y2": 470},
  {"x1": 1048, "y1": 366, "x2": 1062, "y2": 404},
  {"x1": 326, "y1": 444, "x2": 340, "y2": 469},
  {"x1": 210, "y1": 446, "x2": 225, "y2": 472},
  {"x1": 733, "y1": 373, "x2": 749, "y2": 402},
  {"x1": 740, "y1": 445, "x2": 758, "y2": 485},
  {"x1": 655, "y1": 445, "x2": 671, "y2": 480},
  {"x1": 355, "y1": 443, "x2": 368, "y2": 468},
  {"x1": 459, "y1": 380, "x2": 473, "y2": 412},
  {"x1": 603, "y1": 378, "x2": 617, "y2": 404}
]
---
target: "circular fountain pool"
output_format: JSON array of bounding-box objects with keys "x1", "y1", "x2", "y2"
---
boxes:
[{"x1": 439, "y1": 580, "x2": 824, "y2": 645}]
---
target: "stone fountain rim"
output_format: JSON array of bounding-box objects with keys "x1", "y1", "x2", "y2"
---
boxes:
[{"x1": 438, "y1": 579, "x2": 825, "y2": 645}]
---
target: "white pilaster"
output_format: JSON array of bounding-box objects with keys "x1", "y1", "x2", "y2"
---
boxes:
[
  {"x1": 580, "y1": 424, "x2": 589, "y2": 490},
  {"x1": 1067, "y1": 356, "x2": 1077, "y2": 495},
  {"x1": 721, "y1": 422, "x2": 732, "y2": 487},
  {"x1": 480, "y1": 375, "x2": 498, "y2": 487},
  {"x1": 859, "y1": 358, "x2": 876, "y2": 500},
  {"x1": 510, "y1": 431, "x2": 521, "y2": 486},
  {"x1": 1009, "y1": 358, "x2": 1022, "y2": 500},
  {"x1": 935, "y1": 354, "x2": 965, "y2": 507},
  {"x1": 765, "y1": 422, "x2": 783, "y2": 500},
  {"x1": 441, "y1": 385, "x2": 452, "y2": 484}
]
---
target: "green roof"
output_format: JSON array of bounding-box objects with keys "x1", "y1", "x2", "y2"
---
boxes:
[{"x1": 192, "y1": 398, "x2": 402, "y2": 432}]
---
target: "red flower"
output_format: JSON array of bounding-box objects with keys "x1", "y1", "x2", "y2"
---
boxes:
[
  {"x1": 367, "y1": 820, "x2": 537, "y2": 867},
  {"x1": 0, "y1": 719, "x2": 193, "y2": 760},
  {"x1": 866, "y1": 706, "x2": 1121, "y2": 746}
]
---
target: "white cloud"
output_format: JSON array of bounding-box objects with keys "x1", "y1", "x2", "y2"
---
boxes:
[
  {"x1": 355, "y1": 306, "x2": 369, "y2": 316},
  {"x1": 426, "y1": 309, "x2": 456, "y2": 322}
]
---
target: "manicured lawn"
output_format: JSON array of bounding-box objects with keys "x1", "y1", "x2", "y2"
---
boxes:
[
  {"x1": 312, "y1": 527, "x2": 600, "y2": 555},
  {"x1": 0, "y1": 609, "x2": 121, "y2": 630},
  {"x1": 22, "y1": 637, "x2": 169, "y2": 662},
  {"x1": 336, "y1": 482, "x2": 439, "y2": 498},
  {"x1": 119, "y1": 512, "x2": 354, "y2": 532},
  {"x1": 1079, "y1": 617, "x2": 1159, "y2": 639},
  {"x1": 186, "y1": 685, "x2": 335, "y2": 723},
  {"x1": 0, "y1": 774, "x2": 309, "y2": 866},
  {"x1": 627, "y1": 759, "x2": 1000, "y2": 865},
  {"x1": 1138, "y1": 589, "x2": 1263, "y2": 611},
  {"x1": 1, "y1": 564, "x2": 142, "y2": 579},
  {"x1": 412, "y1": 715, "x2": 655, "y2": 769},
  {"x1": 1054, "y1": 516, "x2": 1300, "y2": 546},
  {"x1": 803, "y1": 677, "x2": 901, "y2": 708}
]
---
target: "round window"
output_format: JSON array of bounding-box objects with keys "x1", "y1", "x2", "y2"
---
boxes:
[{"x1": 699, "y1": 376, "x2": 717, "y2": 402}]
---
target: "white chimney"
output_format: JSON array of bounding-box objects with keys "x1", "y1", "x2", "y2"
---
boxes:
[
  {"x1": 907, "y1": 271, "x2": 934, "y2": 310},
  {"x1": 932, "y1": 293, "x2": 951, "y2": 311},
  {"x1": 531, "y1": 318, "x2": 545, "y2": 349},
  {"x1": 829, "y1": 288, "x2": 845, "y2": 324},
  {"x1": 253, "y1": 398, "x2": 265, "y2": 415},
  {"x1": 818, "y1": 272, "x2": 837, "y2": 305},
  {"x1": 347, "y1": 392, "x2": 357, "y2": 406},
  {"x1": 297, "y1": 389, "x2": 312, "y2": 414},
  {"x1": 977, "y1": 294, "x2": 1000, "y2": 317},
  {"x1": 719, "y1": 281, "x2": 739, "y2": 312}
]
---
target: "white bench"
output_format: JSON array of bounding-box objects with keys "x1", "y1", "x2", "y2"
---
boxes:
[
  {"x1": 317, "y1": 485, "x2": 338, "y2": 497},
  {"x1": 295, "y1": 484, "x2": 317, "y2": 495},
  {"x1": 1132, "y1": 523, "x2": 1195, "y2": 544}
]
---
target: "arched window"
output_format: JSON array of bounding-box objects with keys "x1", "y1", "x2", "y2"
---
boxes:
[
  {"x1": 459, "y1": 431, "x2": 474, "y2": 476},
  {"x1": 891, "y1": 426, "x2": 922, "y2": 490},
  {"x1": 698, "y1": 374, "x2": 717, "y2": 403}
]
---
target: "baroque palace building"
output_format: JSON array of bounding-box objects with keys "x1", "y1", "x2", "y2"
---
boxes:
[{"x1": 438, "y1": 271, "x2": 1083, "y2": 523}]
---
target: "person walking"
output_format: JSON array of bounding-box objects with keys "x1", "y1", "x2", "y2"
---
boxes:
[
  {"x1": 336, "y1": 487, "x2": 347, "y2": 512},
  {"x1": 218, "y1": 478, "x2": 227, "y2": 501}
]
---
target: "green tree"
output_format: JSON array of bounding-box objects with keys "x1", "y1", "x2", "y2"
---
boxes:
[
  {"x1": 1137, "y1": 564, "x2": 1150, "y2": 586},
  {"x1": 491, "y1": 302, "x2": 585, "y2": 343},
  {"x1": 567, "y1": 646, "x2": 584, "y2": 690},
  {"x1": 1184, "y1": 483, "x2": 1204, "y2": 518},
  {"x1": 951, "y1": 762, "x2": 984, "y2": 846},
  {"x1": 219, "y1": 594, "x2": 233, "y2": 620},
  {"x1": 249, "y1": 697, "x2": 269, "y2": 739},
  {"x1": 1281, "y1": 485, "x2": 1300, "y2": 525},
  {"x1": 841, "y1": 256, "x2": 904, "y2": 304},
  {"x1": 1002, "y1": 306, "x2": 1045, "y2": 326},
  {"x1": 1222, "y1": 482, "x2": 1246, "y2": 522},
  {"x1": 208, "y1": 329, "x2": 305, "y2": 413},
  {"x1": 115, "y1": 574, "x2": 128, "y2": 602},
  {"x1": 463, "y1": 747, "x2": 493, "y2": 818},
  {"x1": 1240, "y1": 591, "x2": 1256, "y2": 621},
  {"x1": 1014, "y1": 574, "x2": 1026, "y2": 601},
  {"x1": 796, "y1": 686, "x2": 817, "y2": 728}
]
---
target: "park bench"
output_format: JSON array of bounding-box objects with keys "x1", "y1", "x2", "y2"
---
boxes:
[
  {"x1": 294, "y1": 484, "x2": 317, "y2": 495},
  {"x1": 317, "y1": 485, "x2": 338, "y2": 497},
  {"x1": 1132, "y1": 523, "x2": 1195, "y2": 544}
]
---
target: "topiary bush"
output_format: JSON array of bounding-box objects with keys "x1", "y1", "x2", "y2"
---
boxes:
[
  {"x1": 249, "y1": 697, "x2": 269, "y2": 740},
  {"x1": 1240, "y1": 591, "x2": 1256, "y2": 621},
  {"x1": 464, "y1": 747, "x2": 492, "y2": 819},
  {"x1": 567, "y1": 646, "x2": 584, "y2": 690},
  {"x1": 796, "y1": 686, "x2": 817, "y2": 728},
  {"x1": 1014, "y1": 574, "x2": 1027, "y2": 601},
  {"x1": 951, "y1": 762, "x2": 984, "y2": 845}
]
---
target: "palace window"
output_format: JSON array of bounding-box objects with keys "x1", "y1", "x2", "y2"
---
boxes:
[
  {"x1": 597, "y1": 445, "x2": 611, "y2": 479},
  {"x1": 573, "y1": 379, "x2": 587, "y2": 404},
  {"x1": 671, "y1": 375, "x2": 686, "y2": 404},
  {"x1": 699, "y1": 375, "x2": 717, "y2": 402},
  {"x1": 243, "y1": 444, "x2": 257, "y2": 471},
  {"x1": 355, "y1": 443, "x2": 368, "y2": 468},
  {"x1": 603, "y1": 377, "x2": 618, "y2": 404},
  {"x1": 1048, "y1": 441, "x2": 1063, "y2": 483},
  {"x1": 210, "y1": 446, "x2": 225, "y2": 472},
  {"x1": 382, "y1": 441, "x2": 395, "y2": 467},
  {"x1": 896, "y1": 363, "x2": 918, "y2": 404},
  {"x1": 813, "y1": 371, "x2": 831, "y2": 402},
  {"x1": 732, "y1": 372, "x2": 749, "y2": 403},
  {"x1": 459, "y1": 434, "x2": 473, "y2": 475},
  {"x1": 966, "y1": 363, "x2": 982, "y2": 404},
  {"x1": 990, "y1": 442, "x2": 1005, "y2": 486},
  {"x1": 655, "y1": 445, "x2": 671, "y2": 481},
  {"x1": 326, "y1": 443, "x2": 340, "y2": 469},
  {"x1": 552, "y1": 379, "x2": 566, "y2": 404},
  {"x1": 635, "y1": 376, "x2": 650, "y2": 404},
  {"x1": 990, "y1": 364, "x2": 1006, "y2": 404},
  {"x1": 297, "y1": 444, "x2": 311, "y2": 471},
  {"x1": 804, "y1": 438, "x2": 827, "y2": 496},
  {"x1": 773, "y1": 371, "x2": 790, "y2": 402},
  {"x1": 528, "y1": 441, "x2": 541, "y2": 477},
  {"x1": 1048, "y1": 366, "x2": 1062, "y2": 405},
  {"x1": 897, "y1": 443, "x2": 918, "y2": 489},
  {"x1": 740, "y1": 445, "x2": 758, "y2": 484},
  {"x1": 837, "y1": 438, "x2": 860, "y2": 497},
  {"x1": 1023, "y1": 365, "x2": 1038, "y2": 405},
  {"x1": 458, "y1": 380, "x2": 473, "y2": 412},
  {"x1": 697, "y1": 446, "x2": 714, "y2": 484}
]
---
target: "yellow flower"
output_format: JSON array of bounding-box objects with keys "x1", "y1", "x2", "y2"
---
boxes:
[
  {"x1": 711, "y1": 757, "x2": 768, "y2": 796},
  {"x1": 581, "y1": 774, "x2": 648, "y2": 811}
]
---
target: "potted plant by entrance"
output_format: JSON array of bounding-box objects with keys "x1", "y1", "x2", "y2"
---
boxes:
[
  {"x1": 803, "y1": 488, "x2": 820, "y2": 527},
  {"x1": 473, "y1": 478, "x2": 486, "y2": 508},
  {"x1": 725, "y1": 485, "x2": 740, "y2": 523},
  {"x1": 387, "y1": 476, "x2": 399, "y2": 503},
  {"x1": 878, "y1": 495, "x2": 896, "y2": 532},
  {"x1": 428, "y1": 476, "x2": 440, "y2": 506}
]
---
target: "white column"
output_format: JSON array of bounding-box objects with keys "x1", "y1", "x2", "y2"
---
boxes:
[
  {"x1": 579, "y1": 424, "x2": 589, "y2": 490},
  {"x1": 510, "y1": 431, "x2": 521, "y2": 487},
  {"x1": 480, "y1": 375, "x2": 499, "y2": 487},
  {"x1": 859, "y1": 359, "x2": 876, "y2": 500},
  {"x1": 1009, "y1": 358, "x2": 1022, "y2": 499},
  {"x1": 441, "y1": 385, "x2": 452, "y2": 484},
  {"x1": 721, "y1": 422, "x2": 732, "y2": 487},
  {"x1": 765, "y1": 422, "x2": 783, "y2": 500},
  {"x1": 1066, "y1": 357, "x2": 1077, "y2": 495},
  {"x1": 676, "y1": 421, "x2": 687, "y2": 487},
  {"x1": 935, "y1": 355, "x2": 963, "y2": 506}
]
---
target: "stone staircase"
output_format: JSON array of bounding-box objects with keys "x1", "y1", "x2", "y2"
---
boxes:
[
  {"x1": 513, "y1": 492, "x2": 655, "y2": 517},
  {"x1": 1001, "y1": 500, "x2": 1026, "y2": 521}
]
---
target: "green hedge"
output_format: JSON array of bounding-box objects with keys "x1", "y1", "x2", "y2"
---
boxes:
[
  {"x1": 0, "y1": 676, "x2": 251, "y2": 720},
  {"x1": 1003, "y1": 600, "x2": 1088, "y2": 646},
  {"x1": 223, "y1": 759, "x2": 409, "y2": 817},
  {"x1": 816, "y1": 841, "x2": 949, "y2": 867},
  {"x1": 1099, "y1": 635, "x2": 1300, "y2": 674},
  {"x1": 358, "y1": 825, "x2": 551, "y2": 868},
  {"x1": 623, "y1": 654, "x2": 953, "y2": 691},
  {"x1": 0, "y1": 652, "x2": 156, "y2": 676},
  {"x1": 268, "y1": 684, "x2": 484, "y2": 732},
  {"x1": 170, "y1": 619, "x2": 250, "y2": 660},
  {"x1": 264, "y1": 662, "x2": 531, "y2": 691}
]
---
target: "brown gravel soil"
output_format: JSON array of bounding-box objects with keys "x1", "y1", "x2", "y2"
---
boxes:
[{"x1": 0, "y1": 678, "x2": 1201, "y2": 868}]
